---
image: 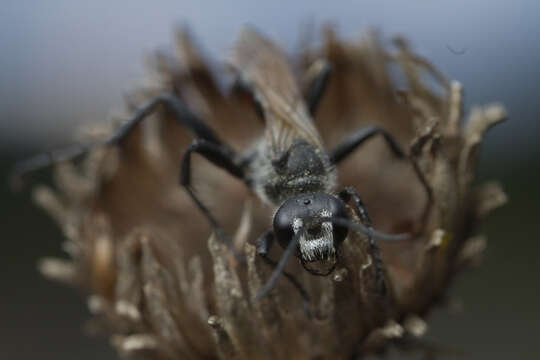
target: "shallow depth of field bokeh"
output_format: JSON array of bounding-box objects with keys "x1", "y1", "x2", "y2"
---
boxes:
[{"x1": 1, "y1": 1, "x2": 539, "y2": 359}]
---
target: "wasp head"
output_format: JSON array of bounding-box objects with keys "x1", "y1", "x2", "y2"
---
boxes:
[{"x1": 273, "y1": 193, "x2": 349, "y2": 275}]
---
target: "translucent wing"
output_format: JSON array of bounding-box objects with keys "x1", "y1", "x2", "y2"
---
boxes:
[{"x1": 229, "y1": 28, "x2": 323, "y2": 157}]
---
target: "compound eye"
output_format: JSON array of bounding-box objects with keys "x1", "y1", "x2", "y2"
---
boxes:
[
  {"x1": 327, "y1": 195, "x2": 349, "y2": 245},
  {"x1": 273, "y1": 200, "x2": 297, "y2": 250},
  {"x1": 329, "y1": 196, "x2": 349, "y2": 220},
  {"x1": 274, "y1": 208, "x2": 290, "y2": 233}
]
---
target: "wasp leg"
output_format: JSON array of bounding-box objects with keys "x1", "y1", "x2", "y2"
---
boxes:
[
  {"x1": 338, "y1": 187, "x2": 387, "y2": 296},
  {"x1": 233, "y1": 59, "x2": 332, "y2": 120},
  {"x1": 180, "y1": 138, "x2": 247, "y2": 260},
  {"x1": 330, "y1": 126, "x2": 433, "y2": 233},
  {"x1": 255, "y1": 230, "x2": 312, "y2": 318},
  {"x1": 10, "y1": 144, "x2": 91, "y2": 189},
  {"x1": 230, "y1": 80, "x2": 265, "y2": 120},
  {"x1": 305, "y1": 60, "x2": 332, "y2": 116},
  {"x1": 12, "y1": 93, "x2": 228, "y2": 184},
  {"x1": 109, "y1": 93, "x2": 225, "y2": 146},
  {"x1": 329, "y1": 126, "x2": 405, "y2": 163}
]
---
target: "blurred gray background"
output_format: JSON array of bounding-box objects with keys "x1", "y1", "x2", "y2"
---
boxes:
[{"x1": 1, "y1": 1, "x2": 538, "y2": 359}]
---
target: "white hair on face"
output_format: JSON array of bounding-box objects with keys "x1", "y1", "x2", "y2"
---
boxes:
[
  {"x1": 298, "y1": 209, "x2": 335, "y2": 262},
  {"x1": 292, "y1": 217, "x2": 303, "y2": 234}
]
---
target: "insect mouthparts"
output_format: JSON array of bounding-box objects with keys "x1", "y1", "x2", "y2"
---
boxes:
[{"x1": 298, "y1": 214, "x2": 335, "y2": 262}]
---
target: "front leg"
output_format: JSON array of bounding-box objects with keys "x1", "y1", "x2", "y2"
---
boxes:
[
  {"x1": 339, "y1": 187, "x2": 387, "y2": 295},
  {"x1": 255, "y1": 230, "x2": 312, "y2": 317},
  {"x1": 180, "y1": 139, "x2": 246, "y2": 258},
  {"x1": 331, "y1": 126, "x2": 433, "y2": 233}
]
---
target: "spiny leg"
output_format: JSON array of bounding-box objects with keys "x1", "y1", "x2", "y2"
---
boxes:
[
  {"x1": 338, "y1": 187, "x2": 387, "y2": 295},
  {"x1": 330, "y1": 126, "x2": 433, "y2": 233},
  {"x1": 180, "y1": 139, "x2": 247, "y2": 260},
  {"x1": 305, "y1": 59, "x2": 332, "y2": 116},
  {"x1": 12, "y1": 93, "x2": 228, "y2": 183},
  {"x1": 255, "y1": 230, "x2": 312, "y2": 317}
]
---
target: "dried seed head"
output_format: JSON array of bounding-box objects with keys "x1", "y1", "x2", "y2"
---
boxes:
[{"x1": 32, "y1": 27, "x2": 506, "y2": 359}]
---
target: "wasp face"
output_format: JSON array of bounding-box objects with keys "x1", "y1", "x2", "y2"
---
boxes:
[{"x1": 273, "y1": 193, "x2": 349, "y2": 270}]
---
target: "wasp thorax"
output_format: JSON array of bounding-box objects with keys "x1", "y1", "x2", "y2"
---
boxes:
[
  {"x1": 273, "y1": 193, "x2": 349, "y2": 265},
  {"x1": 273, "y1": 140, "x2": 325, "y2": 177}
]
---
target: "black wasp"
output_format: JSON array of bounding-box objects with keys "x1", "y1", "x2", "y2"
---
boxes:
[{"x1": 13, "y1": 29, "x2": 432, "y2": 311}]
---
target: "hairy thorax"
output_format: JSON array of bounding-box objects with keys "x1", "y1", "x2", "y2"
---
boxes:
[{"x1": 246, "y1": 139, "x2": 337, "y2": 206}]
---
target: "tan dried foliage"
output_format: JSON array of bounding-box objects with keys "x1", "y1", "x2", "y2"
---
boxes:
[{"x1": 35, "y1": 27, "x2": 506, "y2": 359}]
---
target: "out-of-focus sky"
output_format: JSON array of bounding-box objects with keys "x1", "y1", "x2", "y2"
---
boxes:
[
  {"x1": 1, "y1": 1, "x2": 539, "y2": 360},
  {"x1": 1, "y1": 0, "x2": 539, "y2": 163}
]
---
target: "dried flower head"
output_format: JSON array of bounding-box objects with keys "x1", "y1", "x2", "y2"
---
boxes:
[{"x1": 33, "y1": 27, "x2": 506, "y2": 359}]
